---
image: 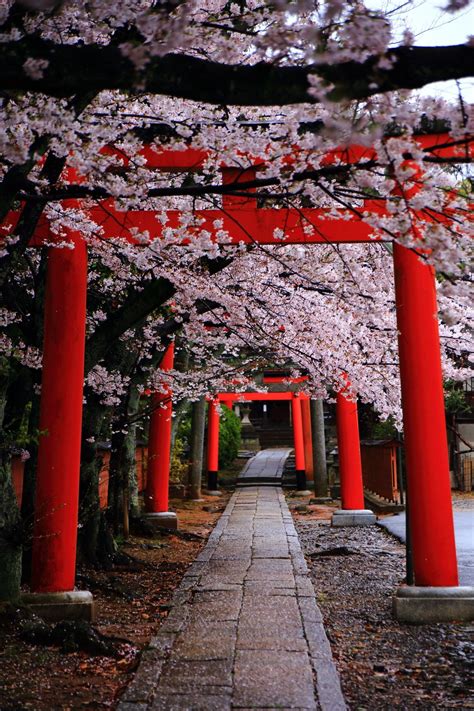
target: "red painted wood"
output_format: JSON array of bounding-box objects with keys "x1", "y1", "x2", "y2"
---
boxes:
[
  {"x1": 86, "y1": 201, "x2": 380, "y2": 245},
  {"x1": 98, "y1": 451, "x2": 110, "y2": 509},
  {"x1": 393, "y1": 242, "x2": 458, "y2": 586},
  {"x1": 31, "y1": 233, "x2": 87, "y2": 593},
  {"x1": 336, "y1": 388, "x2": 365, "y2": 510},
  {"x1": 291, "y1": 396, "x2": 306, "y2": 473},
  {"x1": 221, "y1": 166, "x2": 257, "y2": 210},
  {"x1": 207, "y1": 400, "x2": 220, "y2": 473},
  {"x1": 262, "y1": 375, "x2": 308, "y2": 384},
  {"x1": 301, "y1": 397, "x2": 314, "y2": 481},
  {"x1": 217, "y1": 392, "x2": 296, "y2": 401},
  {"x1": 136, "y1": 133, "x2": 473, "y2": 169},
  {"x1": 145, "y1": 343, "x2": 175, "y2": 513},
  {"x1": 220, "y1": 399, "x2": 234, "y2": 410},
  {"x1": 2, "y1": 132, "x2": 471, "y2": 248}
]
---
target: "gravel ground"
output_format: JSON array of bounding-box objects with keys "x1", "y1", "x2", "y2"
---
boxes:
[{"x1": 295, "y1": 516, "x2": 474, "y2": 710}]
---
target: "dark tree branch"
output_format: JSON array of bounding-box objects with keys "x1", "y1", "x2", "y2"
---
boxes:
[{"x1": 0, "y1": 40, "x2": 473, "y2": 102}]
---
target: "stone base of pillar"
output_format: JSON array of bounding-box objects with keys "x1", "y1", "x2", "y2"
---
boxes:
[
  {"x1": 21, "y1": 590, "x2": 95, "y2": 623},
  {"x1": 187, "y1": 486, "x2": 203, "y2": 502},
  {"x1": 331, "y1": 509, "x2": 376, "y2": 526},
  {"x1": 142, "y1": 511, "x2": 178, "y2": 530},
  {"x1": 393, "y1": 586, "x2": 474, "y2": 623},
  {"x1": 206, "y1": 490, "x2": 222, "y2": 497}
]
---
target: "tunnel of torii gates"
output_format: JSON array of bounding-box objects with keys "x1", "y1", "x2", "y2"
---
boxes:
[{"x1": 4, "y1": 130, "x2": 473, "y2": 622}]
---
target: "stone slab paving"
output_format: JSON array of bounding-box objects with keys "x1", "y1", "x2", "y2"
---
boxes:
[
  {"x1": 237, "y1": 448, "x2": 292, "y2": 485},
  {"x1": 119, "y1": 486, "x2": 346, "y2": 711}
]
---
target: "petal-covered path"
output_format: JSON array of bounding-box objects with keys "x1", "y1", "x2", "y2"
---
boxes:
[{"x1": 119, "y1": 469, "x2": 346, "y2": 710}]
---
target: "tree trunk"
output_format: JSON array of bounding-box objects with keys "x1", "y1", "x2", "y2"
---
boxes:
[
  {"x1": 120, "y1": 385, "x2": 141, "y2": 522},
  {"x1": 311, "y1": 399, "x2": 328, "y2": 497},
  {"x1": 78, "y1": 391, "x2": 107, "y2": 566},
  {"x1": 107, "y1": 424, "x2": 126, "y2": 535},
  {"x1": 0, "y1": 363, "x2": 22, "y2": 601},
  {"x1": 188, "y1": 397, "x2": 206, "y2": 500}
]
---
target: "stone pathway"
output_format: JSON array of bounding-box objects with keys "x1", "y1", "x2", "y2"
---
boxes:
[
  {"x1": 119, "y1": 487, "x2": 346, "y2": 710},
  {"x1": 237, "y1": 448, "x2": 292, "y2": 486}
]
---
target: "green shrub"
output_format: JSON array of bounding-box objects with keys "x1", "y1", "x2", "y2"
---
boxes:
[
  {"x1": 218, "y1": 406, "x2": 241, "y2": 469},
  {"x1": 169, "y1": 436, "x2": 189, "y2": 483},
  {"x1": 444, "y1": 379, "x2": 471, "y2": 416},
  {"x1": 370, "y1": 416, "x2": 398, "y2": 440}
]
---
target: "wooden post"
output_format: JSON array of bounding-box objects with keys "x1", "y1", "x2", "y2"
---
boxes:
[{"x1": 31, "y1": 235, "x2": 87, "y2": 594}]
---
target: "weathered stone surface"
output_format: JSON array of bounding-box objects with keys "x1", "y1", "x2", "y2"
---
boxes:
[
  {"x1": 141, "y1": 511, "x2": 178, "y2": 530},
  {"x1": 246, "y1": 558, "x2": 294, "y2": 581},
  {"x1": 119, "y1": 651, "x2": 166, "y2": 704},
  {"x1": 151, "y1": 693, "x2": 231, "y2": 710},
  {"x1": 171, "y1": 622, "x2": 236, "y2": 661},
  {"x1": 393, "y1": 585, "x2": 474, "y2": 623},
  {"x1": 331, "y1": 509, "x2": 376, "y2": 527},
  {"x1": 233, "y1": 650, "x2": 317, "y2": 709},
  {"x1": 118, "y1": 475, "x2": 345, "y2": 710},
  {"x1": 148, "y1": 632, "x2": 177, "y2": 655},
  {"x1": 314, "y1": 659, "x2": 347, "y2": 711},
  {"x1": 158, "y1": 659, "x2": 233, "y2": 693},
  {"x1": 20, "y1": 590, "x2": 95, "y2": 623},
  {"x1": 191, "y1": 589, "x2": 242, "y2": 622}
]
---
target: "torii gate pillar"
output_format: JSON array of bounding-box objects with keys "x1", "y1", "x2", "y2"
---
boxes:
[
  {"x1": 207, "y1": 399, "x2": 221, "y2": 495},
  {"x1": 143, "y1": 343, "x2": 177, "y2": 529},
  {"x1": 332, "y1": 387, "x2": 376, "y2": 527},
  {"x1": 301, "y1": 397, "x2": 314, "y2": 483},
  {"x1": 291, "y1": 395, "x2": 310, "y2": 492},
  {"x1": 22, "y1": 234, "x2": 94, "y2": 621},
  {"x1": 392, "y1": 243, "x2": 474, "y2": 622}
]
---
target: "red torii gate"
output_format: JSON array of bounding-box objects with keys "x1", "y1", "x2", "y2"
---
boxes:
[
  {"x1": 4, "y1": 131, "x2": 473, "y2": 622},
  {"x1": 210, "y1": 391, "x2": 310, "y2": 492},
  {"x1": 210, "y1": 385, "x2": 371, "y2": 516}
]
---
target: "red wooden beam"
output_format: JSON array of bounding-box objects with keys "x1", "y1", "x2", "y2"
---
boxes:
[
  {"x1": 134, "y1": 132, "x2": 473, "y2": 170},
  {"x1": 86, "y1": 201, "x2": 379, "y2": 245},
  {"x1": 1, "y1": 132, "x2": 471, "y2": 247},
  {"x1": 217, "y1": 392, "x2": 297, "y2": 401},
  {"x1": 262, "y1": 375, "x2": 308, "y2": 384}
]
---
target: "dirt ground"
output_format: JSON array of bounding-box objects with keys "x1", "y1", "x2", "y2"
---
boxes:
[
  {"x1": 290, "y1": 495, "x2": 474, "y2": 711},
  {"x1": 0, "y1": 494, "x2": 230, "y2": 711}
]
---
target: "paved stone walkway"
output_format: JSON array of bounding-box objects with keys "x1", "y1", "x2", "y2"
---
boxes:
[
  {"x1": 237, "y1": 448, "x2": 292, "y2": 486},
  {"x1": 119, "y1": 487, "x2": 346, "y2": 710}
]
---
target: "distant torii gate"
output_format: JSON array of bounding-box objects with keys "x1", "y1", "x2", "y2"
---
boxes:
[
  {"x1": 210, "y1": 391, "x2": 311, "y2": 492},
  {"x1": 210, "y1": 388, "x2": 370, "y2": 516},
  {"x1": 4, "y1": 131, "x2": 473, "y2": 621}
]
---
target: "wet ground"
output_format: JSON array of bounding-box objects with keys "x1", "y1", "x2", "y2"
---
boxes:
[
  {"x1": 379, "y1": 495, "x2": 474, "y2": 586},
  {"x1": 295, "y1": 511, "x2": 474, "y2": 710}
]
